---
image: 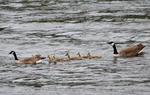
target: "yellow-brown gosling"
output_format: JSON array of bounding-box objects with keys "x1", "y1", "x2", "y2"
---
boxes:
[
  {"x1": 87, "y1": 52, "x2": 101, "y2": 59},
  {"x1": 77, "y1": 52, "x2": 89, "y2": 59},
  {"x1": 48, "y1": 54, "x2": 53, "y2": 63},
  {"x1": 65, "y1": 52, "x2": 82, "y2": 60},
  {"x1": 9, "y1": 51, "x2": 46, "y2": 64},
  {"x1": 108, "y1": 41, "x2": 145, "y2": 57},
  {"x1": 53, "y1": 54, "x2": 69, "y2": 62}
]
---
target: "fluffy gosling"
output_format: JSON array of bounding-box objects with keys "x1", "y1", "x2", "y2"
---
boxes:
[
  {"x1": 65, "y1": 52, "x2": 82, "y2": 60},
  {"x1": 77, "y1": 52, "x2": 89, "y2": 59},
  {"x1": 48, "y1": 54, "x2": 53, "y2": 63},
  {"x1": 53, "y1": 54, "x2": 69, "y2": 62},
  {"x1": 87, "y1": 52, "x2": 101, "y2": 59}
]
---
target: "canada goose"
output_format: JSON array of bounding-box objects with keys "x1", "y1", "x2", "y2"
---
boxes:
[
  {"x1": 9, "y1": 51, "x2": 46, "y2": 64},
  {"x1": 53, "y1": 54, "x2": 69, "y2": 62},
  {"x1": 48, "y1": 54, "x2": 53, "y2": 63},
  {"x1": 108, "y1": 41, "x2": 145, "y2": 57},
  {"x1": 87, "y1": 52, "x2": 101, "y2": 59},
  {"x1": 77, "y1": 52, "x2": 89, "y2": 58},
  {"x1": 65, "y1": 52, "x2": 82, "y2": 60}
]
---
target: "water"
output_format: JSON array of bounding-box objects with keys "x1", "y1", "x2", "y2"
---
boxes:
[{"x1": 0, "y1": 0, "x2": 150, "y2": 95}]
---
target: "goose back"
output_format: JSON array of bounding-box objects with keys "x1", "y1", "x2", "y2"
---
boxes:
[{"x1": 119, "y1": 43, "x2": 145, "y2": 56}]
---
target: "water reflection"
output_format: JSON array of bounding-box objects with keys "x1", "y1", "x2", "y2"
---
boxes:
[{"x1": 113, "y1": 57, "x2": 117, "y2": 64}]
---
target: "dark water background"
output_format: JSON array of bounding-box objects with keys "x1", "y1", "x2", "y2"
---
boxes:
[{"x1": 0, "y1": 0, "x2": 150, "y2": 95}]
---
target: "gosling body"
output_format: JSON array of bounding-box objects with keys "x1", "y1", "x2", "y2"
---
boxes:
[
  {"x1": 77, "y1": 52, "x2": 89, "y2": 59},
  {"x1": 87, "y1": 52, "x2": 101, "y2": 59},
  {"x1": 48, "y1": 54, "x2": 53, "y2": 63},
  {"x1": 53, "y1": 54, "x2": 69, "y2": 62},
  {"x1": 66, "y1": 52, "x2": 82, "y2": 60}
]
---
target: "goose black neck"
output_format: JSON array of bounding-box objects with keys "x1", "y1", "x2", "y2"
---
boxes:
[
  {"x1": 13, "y1": 52, "x2": 19, "y2": 60},
  {"x1": 113, "y1": 44, "x2": 118, "y2": 54}
]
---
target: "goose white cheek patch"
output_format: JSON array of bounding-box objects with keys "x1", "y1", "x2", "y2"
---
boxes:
[
  {"x1": 111, "y1": 43, "x2": 115, "y2": 46},
  {"x1": 36, "y1": 60, "x2": 42, "y2": 64}
]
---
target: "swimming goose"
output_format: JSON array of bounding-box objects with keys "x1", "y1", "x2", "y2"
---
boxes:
[
  {"x1": 77, "y1": 52, "x2": 89, "y2": 59},
  {"x1": 9, "y1": 51, "x2": 46, "y2": 64},
  {"x1": 53, "y1": 54, "x2": 69, "y2": 62},
  {"x1": 87, "y1": 52, "x2": 101, "y2": 59},
  {"x1": 65, "y1": 52, "x2": 82, "y2": 60},
  {"x1": 48, "y1": 54, "x2": 53, "y2": 63},
  {"x1": 108, "y1": 42, "x2": 145, "y2": 57}
]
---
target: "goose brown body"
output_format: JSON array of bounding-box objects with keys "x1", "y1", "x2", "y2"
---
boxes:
[
  {"x1": 15, "y1": 54, "x2": 42, "y2": 64},
  {"x1": 9, "y1": 51, "x2": 45, "y2": 64},
  {"x1": 108, "y1": 42, "x2": 145, "y2": 57},
  {"x1": 118, "y1": 43, "x2": 145, "y2": 57}
]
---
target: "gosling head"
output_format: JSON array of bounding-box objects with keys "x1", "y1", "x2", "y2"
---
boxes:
[
  {"x1": 65, "y1": 52, "x2": 69, "y2": 56},
  {"x1": 48, "y1": 54, "x2": 51, "y2": 58},
  {"x1": 77, "y1": 52, "x2": 81, "y2": 57},
  {"x1": 53, "y1": 54, "x2": 56, "y2": 59},
  {"x1": 77, "y1": 52, "x2": 80, "y2": 55},
  {"x1": 87, "y1": 52, "x2": 91, "y2": 57},
  {"x1": 48, "y1": 54, "x2": 53, "y2": 61}
]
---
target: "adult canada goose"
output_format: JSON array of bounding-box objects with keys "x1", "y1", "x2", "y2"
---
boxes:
[
  {"x1": 108, "y1": 41, "x2": 145, "y2": 57},
  {"x1": 9, "y1": 51, "x2": 46, "y2": 64},
  {"x1": 87, "y1": 52, "x2": 101, "y2": 59},
  {"x1": 65, "y1": 52, "x2": 82, "y2": 60},
  {"x1": 77, "y1": 52, "x2": 89, "y2": 59},
  {"x1": 53, "y1": 54, "x2": 69, "y2": 62}
]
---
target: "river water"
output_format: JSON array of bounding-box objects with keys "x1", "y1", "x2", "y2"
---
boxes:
[{"x1": 0, "y1": 0, "x2": 150, "y2": 95}]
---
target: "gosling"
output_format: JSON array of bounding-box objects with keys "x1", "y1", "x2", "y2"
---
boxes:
[
  {"x1": 48, "y1": 54, "x2": 53, "y2": 63},
  {"x1": 77, "y1": 52, "x2": 89, "y2": 59},
  {"x1": 65, "y1": 52, "x2": 82, "y2": 60},
  {"x1": 108, "y1": 41, "x2": 145, "y2": 57},
  {"x1": 53, "y1": 54, "x2": 69, "y2": 62},
  {"x1": 87, "y1": 52, "x2": 101, "y2": 59},
  {"x1": 9, "y1": 51, "x2": 46, "y2": 64}
]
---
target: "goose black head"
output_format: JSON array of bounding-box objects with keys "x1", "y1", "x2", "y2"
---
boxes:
[
  {"x1": 9, "y1": 51, "x2": 19, "y2": 60},
  {"x1": 107, "y1": 41, "x2": 115, "y2": 46},
  {"x1": 107, "y1": 42, "x2": 118, "y2": 54},
  {"x1": 9, "y1": 51, "x2": 15, "y2": 54}
]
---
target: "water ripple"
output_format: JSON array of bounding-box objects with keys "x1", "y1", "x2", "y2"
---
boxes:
[{"x1": 0, "y1": 0, "x2": 150, "y2": 95}]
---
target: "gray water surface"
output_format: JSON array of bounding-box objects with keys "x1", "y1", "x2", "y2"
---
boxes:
[{"x1": 0, "y1": 0, "x2": 150, "y2": 95}]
